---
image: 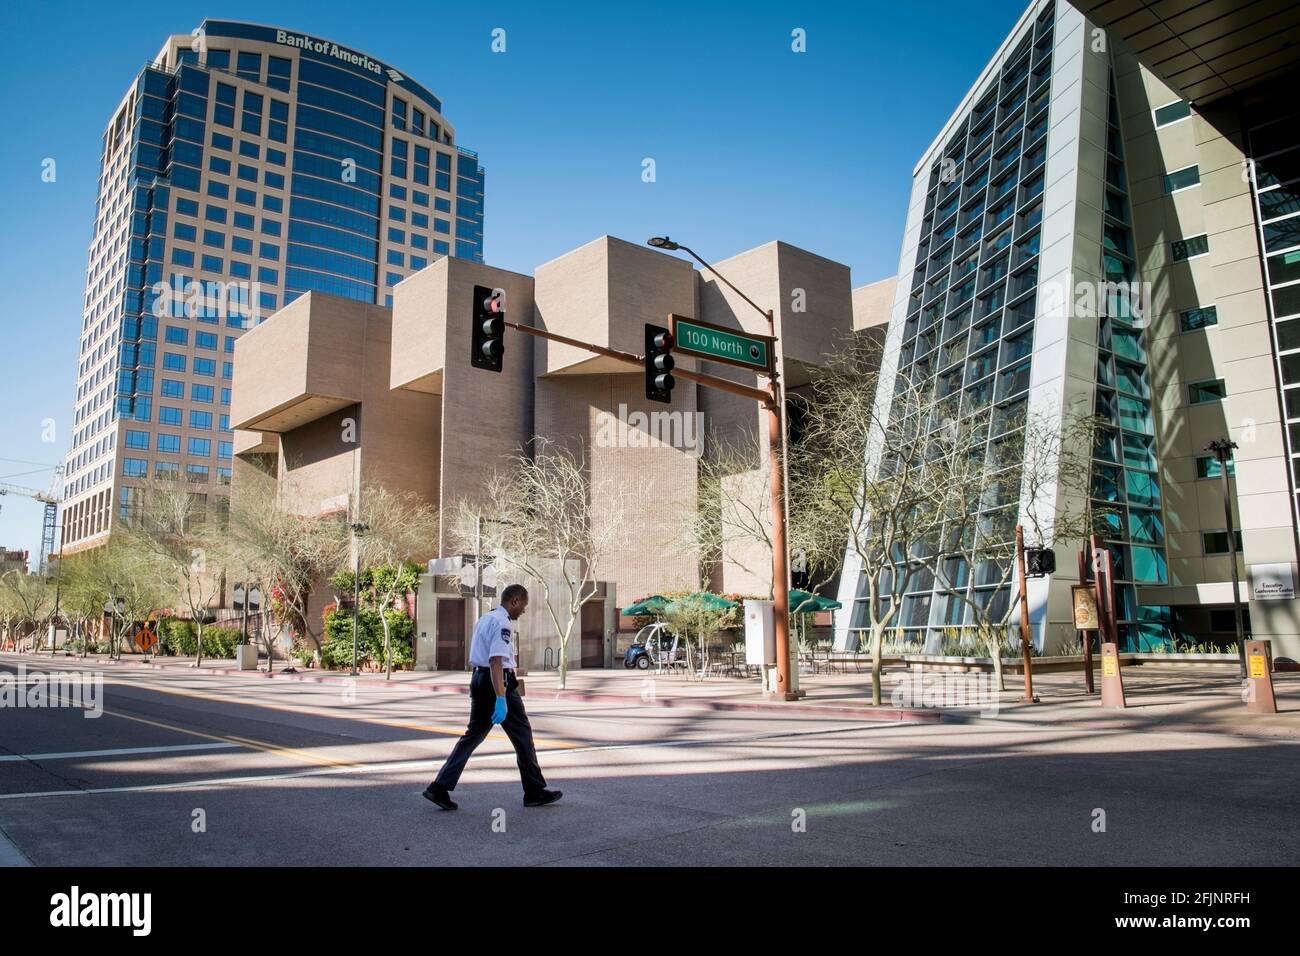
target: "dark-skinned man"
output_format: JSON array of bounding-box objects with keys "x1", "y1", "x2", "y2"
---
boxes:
[{"x1": 423, "y1": 583, "x2": 562, "y2": 810}]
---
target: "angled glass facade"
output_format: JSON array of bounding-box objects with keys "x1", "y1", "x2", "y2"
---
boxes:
[
  {"x1": 1088, "y1": 66, "x2": 1171, "y2": 649},
  {"x1": 847, "y1": 3, "x2": 1056, "y2": 645}
]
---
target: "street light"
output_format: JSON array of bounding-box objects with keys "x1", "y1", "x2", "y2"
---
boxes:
[
  {"x1": 1206, "y1": 438, "x2": 1247, "y2": 677},
  {"x1": 350, "y1": 522, "x2": 369, "y2": 677},
  {"x1": 645, "y1": 235, "x2": 799, "y2": 700}
]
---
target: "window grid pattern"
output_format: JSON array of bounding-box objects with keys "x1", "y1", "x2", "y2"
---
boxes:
[
  {"x1": 850, "y1": 3, "x2": 1055, "y2": 644},
  {"x1": 1245, "y1": 102, "x2": 1300, "y2": 532},
  {"x1": 1089, "y1": 65, "x2": 1171, "y2": 650}
]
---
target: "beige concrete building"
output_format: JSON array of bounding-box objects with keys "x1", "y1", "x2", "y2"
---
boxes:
[{"x1": 233, "y1": 235, "x2": 860, "y2": 669}]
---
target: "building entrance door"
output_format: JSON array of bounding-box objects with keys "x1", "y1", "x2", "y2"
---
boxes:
[
  {"x1": 581, "y1": 600, "x2": 606, "y2": 668},
  {"x1": 437, "y1": 597, "x2": 467, "y2": 670}
]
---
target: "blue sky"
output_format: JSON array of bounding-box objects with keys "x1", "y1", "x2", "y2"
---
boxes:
[{"x1": 0, "y1": 0, "x2": 1030, "y2": 562}]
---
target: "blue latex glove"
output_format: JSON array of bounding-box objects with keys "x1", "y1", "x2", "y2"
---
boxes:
[{"x1": 492, "y1": 695, "x2": 508, "y2": 725}]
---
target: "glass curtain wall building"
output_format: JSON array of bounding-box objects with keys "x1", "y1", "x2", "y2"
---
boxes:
[
  {"x1": 835, "y1": 0, "x2": 1300, "y2": 658},
  {"x1": 61, "y1": 21, "x2": 485, "y2": 554}
]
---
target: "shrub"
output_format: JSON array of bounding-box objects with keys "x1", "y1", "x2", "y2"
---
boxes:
[
  {"x1": 321, "y1": 608, "x2": 413, "y2": 670},
  {"x1": 157, "y1": 619, "x2": 243, "y2": 658},
  {"x1": 156, "y1": 618, "x2": 195, "y2": 656}
]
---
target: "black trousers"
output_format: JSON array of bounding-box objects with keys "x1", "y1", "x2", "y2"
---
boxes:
[{"x1": 432, "y1": 668, "x2": 547, "y2": 797}]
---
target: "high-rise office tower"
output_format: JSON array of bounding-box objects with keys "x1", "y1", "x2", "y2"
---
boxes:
[
  {"x1": 61, "y1": 20, "x2": 485, "y2": 553},
  {"x1": 836, "y1": 0, "x2": 1300, "y2": 659}
]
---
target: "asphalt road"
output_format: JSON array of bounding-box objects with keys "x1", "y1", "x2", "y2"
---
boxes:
[{"x1": 1, "y1": 655, "x2": 1297, "y2": 866}]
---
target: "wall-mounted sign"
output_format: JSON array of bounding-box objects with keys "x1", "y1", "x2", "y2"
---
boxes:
[
  {"x1": 1071, "y1": 585, "x2": 1099, "y2": 630},
  {"x1": 1248, "y1": 563, "x2": 1294, "y2": 601}
]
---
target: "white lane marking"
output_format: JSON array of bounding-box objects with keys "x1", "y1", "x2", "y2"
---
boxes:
[
  {"x1": 0, "y1": 723, "x2": 893, "y2": 801},
  {"x1": 0, "y1": 743, "x2": 240, "y2": 763}
]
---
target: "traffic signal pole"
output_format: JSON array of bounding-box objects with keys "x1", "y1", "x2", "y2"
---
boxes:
[
  {"x1": 503, "y1": 321, "x2": 771, "y2": 404},
  {"x1": 501, "y1": 316, "x2": 799, "y2": 700},
  {"x1": 764, "y1": 329, "x2": 796, "y2": 700}
]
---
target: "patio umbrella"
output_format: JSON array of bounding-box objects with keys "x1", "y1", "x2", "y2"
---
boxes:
[
  {"x1": 622, "y1": 595, "x2": 670, "y2": 617},
  {"x1": 668, "y1": 591, "x2": 739, "y2": 612},
  {"x1": 789, "y1": 589, "x2": 842, "y2": 614}
]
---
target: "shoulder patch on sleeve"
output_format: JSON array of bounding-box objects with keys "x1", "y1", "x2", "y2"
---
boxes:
[{"x1": 500, "y1": 627, "x2": 511, "y2": 643}]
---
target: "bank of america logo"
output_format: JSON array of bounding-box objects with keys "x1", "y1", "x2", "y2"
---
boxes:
[{"x1": 386, "y1": 68, "x2": 405, "y2": 82}]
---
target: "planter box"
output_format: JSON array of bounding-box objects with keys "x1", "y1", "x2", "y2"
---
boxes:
[
  {"x1": 1130, "y1": 652, "x2": 1240, "y2": 665},
  {"x1": 235, "y1": 644, "x2": 259, "y2": 671},
  {"x1": 904, "y1": 652, "x2": 1241, "y2": 673}
]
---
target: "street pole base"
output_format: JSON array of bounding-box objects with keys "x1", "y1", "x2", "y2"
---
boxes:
[
  {"x1": 764, "y1": 688, "x2": 806, "y2": 701},
  {"x1": 1022, "y1": 694, "x2": 1041, "y2": 703}
]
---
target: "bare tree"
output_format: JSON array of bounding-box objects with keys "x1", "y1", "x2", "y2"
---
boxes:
[
  {"x1": 798, "y1": 337, "x2": 951, "y2": 705},
  {"x1": 224, "y1": 477, "x2": 349, "y2": 662},
  {"x1": 925, "y1": 406, "x2": 1108, "y2": 689},
  {"x1": 450, "y1": 439, "x2": 641, "y2": 690},
  {"x1": 681, "y1": 427, "x2": 774, "y2": 594}
]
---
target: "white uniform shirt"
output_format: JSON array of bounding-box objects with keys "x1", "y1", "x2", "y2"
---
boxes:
[{"x1": 468, "y1": 605, "x2": 516, "y2": 669}]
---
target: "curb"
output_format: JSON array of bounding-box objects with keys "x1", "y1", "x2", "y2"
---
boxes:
[{"x1": 83, "y1": 657, "x2": 939, "y2": 724}]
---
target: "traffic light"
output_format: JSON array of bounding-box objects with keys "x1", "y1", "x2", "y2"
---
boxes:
[
  {"x1": 471, "y1": 285, "x2": 505, "y2": 372},
  {"x1": 1025, "y1": 547, "x2": 1056, "y2": 577},
  {"x1": 645, "y1": 323, "x2": 675, "y2": 404}
]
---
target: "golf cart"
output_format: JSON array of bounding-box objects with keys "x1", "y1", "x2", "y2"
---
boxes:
[{"x1": 623, "y1": 622, "x2": 683, "y2": 671}]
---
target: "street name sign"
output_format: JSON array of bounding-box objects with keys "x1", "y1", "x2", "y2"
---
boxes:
[{"x1": 670, "y1": 314, "x2": 773, "y2": 373}]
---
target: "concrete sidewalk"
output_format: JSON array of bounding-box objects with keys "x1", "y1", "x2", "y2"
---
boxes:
[{"x1": 7, "y1": 651, "x2": 1297, "y2": 739}]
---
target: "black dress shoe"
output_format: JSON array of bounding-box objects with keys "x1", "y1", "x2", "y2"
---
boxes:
[
  {"x1": 422, "y1": 785, "x2": 458, "y2": 810},
  {"x1": 523, "y1": 789, "x2": 563, "y2": 807}
]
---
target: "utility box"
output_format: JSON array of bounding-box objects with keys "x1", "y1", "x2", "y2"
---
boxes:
[{"x1": 744, "y1": 600, "x2": 775, "y2": 665}]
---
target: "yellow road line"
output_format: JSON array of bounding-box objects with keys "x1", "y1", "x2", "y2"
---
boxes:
[
  {"x1": 53, "y1": 664, "x2": 590, "y2": 752},
  {"x1": 98, "y1": 707, "x2": 353, "y2": 769}
]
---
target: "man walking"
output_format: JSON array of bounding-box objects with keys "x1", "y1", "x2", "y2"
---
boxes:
[{"x1": 423, "y1": 584, "x2": 562, "y2": 810}]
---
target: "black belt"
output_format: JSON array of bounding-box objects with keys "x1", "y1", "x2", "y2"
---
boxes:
[{"x1": 473, "y1": 665, "x2": 514, "y2": 673}]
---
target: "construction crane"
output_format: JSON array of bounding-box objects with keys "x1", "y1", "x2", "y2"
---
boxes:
[{"x1": 0, "y1": 463, "x2": 64, "y2": 571}]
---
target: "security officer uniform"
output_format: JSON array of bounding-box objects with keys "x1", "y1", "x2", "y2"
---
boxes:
[{"x1": 428, "y1": 604, "x2": 550, "y2": 802}]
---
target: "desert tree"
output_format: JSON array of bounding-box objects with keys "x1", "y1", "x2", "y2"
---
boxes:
[
  {"x1": 81, "y1": 536, "x2": 168, "y2": 660},
  {"x1": 120, "y1": 478, "x2": 228, "y2": 666},
  {"x1": 0, "y1": 568, "x2": 53, "y2": 653},
  {"x1": 659, "y1": 593, "x2": 738, "y2": 679},
  {"x1": 0, "y1": 584, "x2": 20, "y2": 651},
  {"x1": 924, "y1": 404, "x2": 1108, "y2": 689},
  {"x1": 798, "y1": 335, "x2": 951, "y2": 705},
  {"x1": 680, "y1": 426, "x2": 774, "y2": 594},
  {"x1": 678, "y1": 419, "x2": 843, "y2": 644},
  {"x1": 350, "y1": 482, "x2": 439, "y2": 678},
  {"x1": 53, "y1": 550, "x2": 111, "y2": 658},
  {"x1": 224, "y1": 476, "x2": 349, "y2": 663},
  {"x1": 450, "y1": 438, "x2": 641, "y2": 690}
]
